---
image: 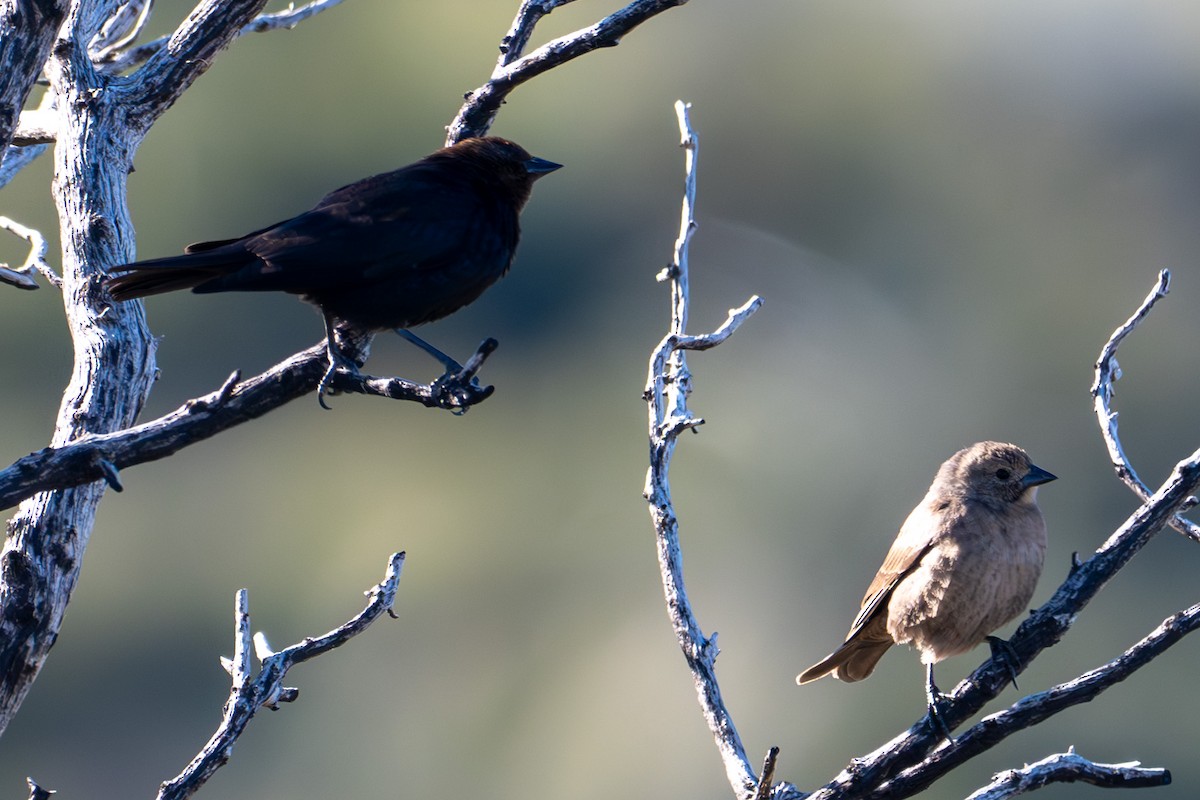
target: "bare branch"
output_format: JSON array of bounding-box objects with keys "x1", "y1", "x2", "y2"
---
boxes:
[
  {"x1": 753, "y1": 748, "x2": 781, "y2": 800},
  {"x1": 856, "y1": 603, "x2": 1200, "y2": 799},
  {"x1": 99, "y1": 0, "x2": 346, "y2": 75},
  {"x1": 643, "y1": 101, "x2": 767, "y2": 800},
  {"x1": 448, "y1": 0, "x2": 689, "y2": 143},
  {"x1": 4, "y1": 87, "x2": 56, "y2": 181},
  {"x1": 0, "y1": 0, "x2": 70, "y2": 164},
  {"x1": 89, "y1": 0, "x2": 155, "y2": 62},
  {"x1": 1091, "y1": 269, "x2": 1200, "y2": 542},
  {"x1": 11, "y1": 109, "x2": 56, "y2": 147},
  {"x1": 0, "y1": 215, "x2": 59, "y2": 289},
  {"x1": 122, "y1": 0, "x2": 272, "y2": 124},
  {"x1": 158, "y1": 552, "x2": 405, "y2": 800},
  {"x1": 25, "y1": 777, "x2": 54, "y2": 800},
  {"x1": 497, "y1": 0, "x2": 578, "y2": 67},
  {"x1": 0, "y1": 337, "x2": 497, "y2": 512},
  {"x1": 965, "y1": 752, "x2": 1170, "y2": 800},
  {"x1": 0, "y1": 142, "x2": 47, "y2": 189}
]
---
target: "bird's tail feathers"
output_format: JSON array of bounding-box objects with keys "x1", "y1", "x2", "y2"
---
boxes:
[
  {"x1": 105, "y1": 247, "x2": 254, "y2": 300},
  {"x1": 796, "y1": 638, "x2": 892, "y2": 685},
  {"x1": 106, "y1": 267, "x2": 221, "y2": 300}
]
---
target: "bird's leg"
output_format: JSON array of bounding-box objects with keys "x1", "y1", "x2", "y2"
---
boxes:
[
  {"x1": 986, "y1": 635, "x2": 1021, "y2": 689},
  {"x1": 393, "y1": 328, "x2": 465, "y2": 374},
  {"x1": 924, "y1": 663, "x2": 954, "y2": 743},
  {"x1": 317, "y1": 315, "x2": 362, "y2": 410}
]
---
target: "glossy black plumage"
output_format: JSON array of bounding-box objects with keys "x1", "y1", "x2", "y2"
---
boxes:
[{"x1": 106, "y1": 136, "x2": 560, "y2": 405}]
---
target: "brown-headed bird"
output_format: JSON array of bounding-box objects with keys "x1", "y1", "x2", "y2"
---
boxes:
[
  {"x1": 106, "y1": 137, "x2": 561, "y2": 407},
  {"x1": 797, "y1": 441, "x2": 1055, "y2": 737}
]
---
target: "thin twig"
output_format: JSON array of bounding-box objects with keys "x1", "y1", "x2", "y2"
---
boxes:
[
  {"x1": 157, "y1": 552, "x2": 405, "y2": 800},
  {"x1": 643, "y1": 101, "x2": 767, "y2": 800},
  {"x1": 97, "y1": 0, "x2": 346, "y2": 73},
  {"x1": 0, "y1": 216, "x2": 60, "y2": 289},
  {"x1": 25, "y1": 778, "x2": 54, "y2": 800},
  {"x1": 1090, "y1": 269, "x2": 1200, "y2": 542},
  {"x1": 88, "y1": 0, "x2": 155, "y2": 62}
]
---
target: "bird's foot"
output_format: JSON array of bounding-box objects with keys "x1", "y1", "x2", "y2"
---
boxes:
[
  {"x1": 317, "y1": 347, "x2": 362, "y2": 410},
  {"x1": 924, "y1": 665, "x2": 955, "y2": 744},
  {"x1": 986, "y1": 635, "x2": 1021, "y2": 690},
  {"x1": 427, "y1": 337, "x2": 498, "y2": 414},
  {"x1": 925, "y1": 690, "x2": 954, "y2": 744},
  {"x1": 393, "y1": 328, "x2": 491, "y2": 413},
  {"x1": 430, "y1": 368, "x2": 492, "y2": 414}
]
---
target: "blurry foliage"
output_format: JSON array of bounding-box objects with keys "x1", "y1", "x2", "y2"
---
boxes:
[{"x1": 3, "y1": 1, "x2": 1200, "y2": 798}]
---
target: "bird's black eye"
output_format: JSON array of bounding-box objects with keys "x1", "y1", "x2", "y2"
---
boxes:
[{"x1": 996, "y1": 468, "x2": 1012, "y2": 481}]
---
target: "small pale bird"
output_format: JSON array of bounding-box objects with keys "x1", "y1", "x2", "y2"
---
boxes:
[{"x1": 796, "y1": 441, "x2": 1055, "y2": 736}]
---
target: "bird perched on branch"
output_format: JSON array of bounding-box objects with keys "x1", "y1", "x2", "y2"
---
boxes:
[
  {"x1": 797, "y1": 441, "x2": 1056, "y2": 738},
  {"x1": 106, "y1": 136, "x2": 562, "y2": 408}
]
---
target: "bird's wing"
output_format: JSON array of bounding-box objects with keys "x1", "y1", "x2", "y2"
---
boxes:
[
  {"x1": 230, "y1": 164, "x2": 510, "y2": 292},
  {"x1": 844, "y1": 500, "x2": 943, "y2": 640}
]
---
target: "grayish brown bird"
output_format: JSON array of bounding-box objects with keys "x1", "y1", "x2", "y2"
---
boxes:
[
  {"x1": 105, "y1": 137, "x2": 561, "y2": 408},
  {"x1": 796, "y1": 441, "x2": 1055, "y2": 735}
]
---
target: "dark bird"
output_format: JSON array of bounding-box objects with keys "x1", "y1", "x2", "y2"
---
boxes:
[
  {"x1": 796, "y1": 441, "x2": 1055, "y2": 737},
  {"x1": 106, "y1": 136, "x2": 562, "y2": 407}
]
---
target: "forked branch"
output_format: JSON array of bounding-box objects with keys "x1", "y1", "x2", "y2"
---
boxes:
[
  {"x1": 642, "y1": 101, "x2": 768, "y2": 800},
  {"x1": 155, "y1": 552, "x2": 406, "y2": 800}
]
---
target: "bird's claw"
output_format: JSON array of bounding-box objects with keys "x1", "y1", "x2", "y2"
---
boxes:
[
  {"x1": 430, "y1": 369, "x2": 493, "y2": 414},
  {"x1": 924, "y1": 664, "x2": 955, "y2": 744},
  {"x1": 924, "y1": 686, "x2": 955, "y2": 744},
  {"x1": 317, "y1": 347, "x2": 362, "y2": 410},
  {"x1": 986, "y1": 635, "x2": 1021, "y2": 689},
  {"x1": 316, "y1": 363, "x2": 339, "y2": 410}
]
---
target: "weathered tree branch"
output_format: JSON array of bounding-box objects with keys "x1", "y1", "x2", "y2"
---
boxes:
[
  {"x1": 153, "y1": 552, "x2": 404, "y2": 800},
  {"x1": 121, "y1": 0, "x2": 273, "y2": 128},
  {"x1": 0, "y1": 215, "x2": 57, "y2": 289},
  {"x1": 0, "y1": 0, "x2": 70, "y2": 164},
  {"x1": 24, "y1": 777, "x2": 53, "y2": 800},
  {"x1": 1091, "y1": 269, "x2": 1200, "y2": 542},
  {"x1": 965, "y1": 752, "x2": 1170, "y2": 800},
  {"x1": 0, "y1": 0, "x2": 161, "y2": 739},
  {"x1": 859, "y1": 602, "x2": 1198, "y2": 799},
  {"x1": 96, "y1": 0, "x2": 347, "y2": 74},
  {"x1": 643, "y1": 101, "x2": 767, "y2": 800},
  {"x1": 0, "y1": 335, "x2": 497, "y2": 512},
  {"x1": 88, "y1": 0, "x2": 153, "y2": 62},
  {"x1": 448, "y1": 0, "x2": 689, "y2": 143}
]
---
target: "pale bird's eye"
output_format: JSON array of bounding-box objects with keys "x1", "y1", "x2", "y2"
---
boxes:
[{"x1": 995, "y1": 468, "x2": 1012, "y2": 481}]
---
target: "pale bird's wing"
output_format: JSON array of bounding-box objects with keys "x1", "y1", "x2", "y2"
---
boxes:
[
  {"x1": 797, "y1": 498, "x2": 944, "y2": 685},
  {"x1": 845, "y1": 499, "x2": 942, "y2": 639}
]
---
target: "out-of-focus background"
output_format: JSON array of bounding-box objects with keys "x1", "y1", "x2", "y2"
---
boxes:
[{"x1": 3, "y1": 2, "x2": 1200, "y2": 798}]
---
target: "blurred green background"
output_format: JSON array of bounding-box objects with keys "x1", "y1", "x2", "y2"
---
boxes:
[{"x1": 3, "y1": 1, "x2": 1200, "y2": 798}]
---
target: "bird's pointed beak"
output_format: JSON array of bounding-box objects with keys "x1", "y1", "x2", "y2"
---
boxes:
[
  {"x1": 524, "y1": 156, "x2": 563, "y2": 176},
  {"x1": 1023, "y1": 464, "x2": 1057, "y2": 488}
]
